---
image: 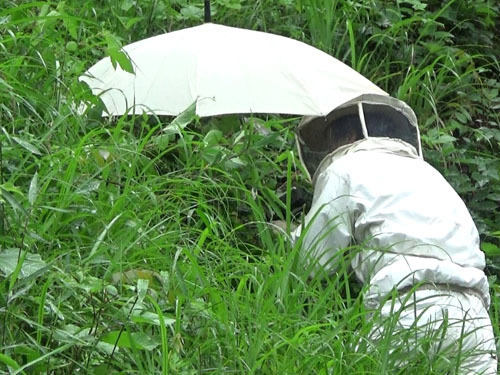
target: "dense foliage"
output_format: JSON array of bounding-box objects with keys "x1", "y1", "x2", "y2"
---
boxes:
[{"x1": 0, "y1": 0, "x2": 499, "y2": 374}]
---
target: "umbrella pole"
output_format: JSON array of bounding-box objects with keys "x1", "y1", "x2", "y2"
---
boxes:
[{"x1": 204, "y1": 0, "x2": 211, "y2": 23}]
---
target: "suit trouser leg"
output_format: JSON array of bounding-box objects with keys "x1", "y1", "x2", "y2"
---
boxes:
[{"x1": 372, "y1": 290, "x2": 497, "y2": 374}]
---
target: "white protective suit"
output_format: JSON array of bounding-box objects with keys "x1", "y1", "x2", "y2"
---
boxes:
[{"x1": 293, "y1": 97, "x2": 497, "y2": 374}]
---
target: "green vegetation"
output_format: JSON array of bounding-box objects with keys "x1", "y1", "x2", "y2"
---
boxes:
[{"x1": 1, "y1": 0, "x2": 499, "y2": 373}]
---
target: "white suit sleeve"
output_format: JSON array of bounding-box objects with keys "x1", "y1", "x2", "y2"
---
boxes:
[{"x1": 292, "y1": 169, "x2": 355, "y2": 276}]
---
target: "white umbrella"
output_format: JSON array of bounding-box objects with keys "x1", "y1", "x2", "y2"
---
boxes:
[{"x1": 79, "y1": 23, "x2": 387, "y2": 117}]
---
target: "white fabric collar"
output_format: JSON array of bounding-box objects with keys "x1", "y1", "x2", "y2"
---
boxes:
[{"x1": 312, "y1": 137, "x2": 421, "y2": 186}]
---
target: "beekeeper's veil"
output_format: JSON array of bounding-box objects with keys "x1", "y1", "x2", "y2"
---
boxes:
[{"x1": 296, "y1": 94, "x2": 422, "y2": 181}]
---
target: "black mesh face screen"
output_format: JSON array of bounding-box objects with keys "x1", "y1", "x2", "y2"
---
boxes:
[
  {"x1": 298, "y1": 105, "x2": 364, "y2": 152},
  {"x1": 324, "y1": 113, "x2": 364, "y2": 153},
  {"x1": 363, "y1": 104, "x2": 419, "y2": 150},
  {"x1": 297, "y1": 105, "x2": 364, "y2": 178},
  {"x1": 297, "y1": 103, "x2": 420, "y2": 178},
  {"x1": 296, "y1": 141, "x2": 329, "y2": 179}
]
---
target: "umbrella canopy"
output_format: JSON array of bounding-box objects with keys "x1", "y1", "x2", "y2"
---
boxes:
[{"x1": 79, "y1": 23, "x2": 387, "y2": 117}]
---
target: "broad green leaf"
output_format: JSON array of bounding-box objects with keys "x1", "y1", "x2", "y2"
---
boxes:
[
  {"x1": 54, "y1": 325, "x2": 92, "y2": 345},
  {"x1": 120, "y1": 0, "x2": 135, "y2": 11},
  {"x1": 28, "y1": 172, "x2": 38, "y2": 206},
  {"x1": 137, "y1": 278, "x2": 149, "y2": 302},
  {"x1": 12, "y1": 136, "x2": 42, "y2": 155},
  {"x1": 201, "y1": 145, "x2": 225, "y2": 164},
  {"x1": 90, "y1": 364, "x2": 109, "y2": 375},
  {"x1": 218, "y1": 0, "x2": 242, "y2": 10},
  {"x1": 225, "y1": 156, "x2": 246, "y2": 168},
  {"x1": 61, "y1": 13, "x2": 78, "y2": 39},
  {"x1": 482, "y1": 242, "x2": 500, "y2": 256},
  {"x1": 76, "y1": 179, "x2": 101, "y2": 194},
  {"x1": 434, "y1": 134, "x2": 456, "y2": 144},
  {"x1": 213, "y1": 115, "x2": 240, "y2": 134},
  {"x1": 203, "y1": 129, "x2": 223, "y2": 146},
  {"x1": 455, "y1": 111, "x2": 469, "y2": 124},
  {"x1": 0, "y1": 353, "x2": 23, "y2": 373},
  {"x1": 105, "y1": 32, "x2": 134, "y2": 74},
  {"x1": 152, "y1": 133, "x2": 175, "y2": 150},
  {"x1": 180, "y1": 5, "x2": 203, "y2": 20},
  {"x1": 90, "y1": 148, "x2": 113, "y2": 167},
  {"x1": 131, "y1": 311, "x2": 176, "y2": 327},
  {"x1": 65, "y1": 41, "x2": 77, "y2": 52},
  {"x1": 77, "y1": 276, "x2": 104, "y2": 293},
  {"x1": 124, "y1": 17, "x2": 143, "y2": 30},
  {"x1": 100, "y1": 331, "x2": 159, "y2": 351},
  {"x1": 0, "y1": 182, "x2": 23, "y2": 195},
  {"x1": 162, "y1": 102, "x2": 197, "y2": 135},
  {"x1": 276, "y1": 151, "x2": 290, "y2": 163},
  {"x1": 223, "y1": 159, "x2": 241, "y2": 170},
  {"x1": 107, "y1": 47, "x2": 135, "y2": 74},
  {"x1": 13, "y1": 346, "x2": 41, "y2": 371},
  {"x1": 0, "y1": 249, "x2": 47, "y2": 279},
  {"x1": 487, "y1": 193, "x2": 500, "y2": 202},
  {"x1": 111, "y1": 268, "x2": 162, "y2": 285}
]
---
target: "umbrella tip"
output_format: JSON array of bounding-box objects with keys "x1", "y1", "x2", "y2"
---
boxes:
[{"x1": 204, "y1": 0, "x2": 211, "y2": 23}]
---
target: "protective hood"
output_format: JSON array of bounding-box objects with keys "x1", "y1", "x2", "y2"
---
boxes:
[{"x1": 296, "y1": 94, "x2": 422, "y2": 181}]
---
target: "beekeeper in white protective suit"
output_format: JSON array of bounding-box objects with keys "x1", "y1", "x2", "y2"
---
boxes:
[{"x1": 292, "y1": 94, "x2": 498, "y2": 374}]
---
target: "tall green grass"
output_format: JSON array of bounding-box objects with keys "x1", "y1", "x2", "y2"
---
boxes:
[{"x1": 0, "y1": 0, "x2": 499, "y2": 374}]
